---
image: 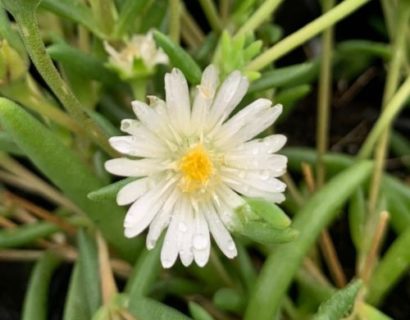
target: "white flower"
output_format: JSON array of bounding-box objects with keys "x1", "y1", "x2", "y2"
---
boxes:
[
  {"x1": 105, "y1": 65, "x2": 287, "y2": 268},
  {"x1": 104, "y1": 32, "x2": 168, "y2": 79}
]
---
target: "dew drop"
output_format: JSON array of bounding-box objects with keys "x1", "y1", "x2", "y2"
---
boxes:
[
  {"x1": 238, "y1": 171, "x2": 246, "y2": 178},
  {"x1": 178, "y1": 222, "x2": 187, "y2": 232},
  {"x1": 252, "y1": 147, "x2": 259, "y2": 155},
  {"x1": 261, "y1": 170, "x2": 270, "y2": 180},
  {"x1": 227, "y1": 240, "x2": 235, "y2": 251},
  {"x1": 193, "y1": 234, "x2": 207, "y2": 250}
]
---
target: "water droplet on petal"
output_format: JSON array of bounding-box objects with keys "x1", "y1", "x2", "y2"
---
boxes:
[
  {"x1": 193, "y1": 234, "x2": 207, "y2": 250},
  {"x1": 178, "y1": 222, "x2": 187, "y2": 232},
  {"x1": 227, "y1": 240, "x2": 235, "y2": 251},
  {"x1": 261, "y1": 170, "x2": 270, "y2": 180},
  {"x1": 238, "y1": 171, "x2": 246, "y2": 178}
]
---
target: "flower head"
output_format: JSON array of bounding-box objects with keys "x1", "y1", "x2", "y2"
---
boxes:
[
  {"x1": 104, "y1": 32, "x2": 168, "y2": 79},
  {"x1": 105, "y1": 65, "x2": 287, "y2": 268}
]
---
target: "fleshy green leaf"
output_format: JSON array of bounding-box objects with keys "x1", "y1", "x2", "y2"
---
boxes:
[
  {"x1": 22, "y1": 252, "x2": 61, "y2": 320},
  {"x1": 153, "y1": 31, "x2": 202, "y2": 84},
  {"x1": 47, "y1": 42, "x2": 118, "y2": 86},
  {"x1": 0, "y1": 98, "x2": 140, "y2": 259},
  {"x1": 348, "y1": 188, "x2": 366, "y2": 251},
  {"x1": 188, "y1": 302, "x2": 214, "y2": 320},
  {"x1": 63, "y1": 262, "x2": 90, "y2": 320},
  {"x1": 88, "y1": 178, "x2": 136, "y2": 202},
  {"x1": 367, "y1": 227, "x2": 410, "y2": 305},
  {"x1": 244, "y1": 160, "x2": 373, "y2": 320},
  {"x1": 243, "y1": 197, "x2": 291, "y2": 229},
  {"x1": 128, "y1": 297, "x2": 193, "y2": 320},
  {"x1": 312, "y1": 280, "x2": 362, "y2": 320},
  {"x1": 0, "y1": 132, "x2": 23, "y2": 155},
  {"x1": 0, "y1": 222, "x2": 59, "y2": 248},
  {"x1": 77, "y1": 229, "x2": 101, "y2": 315},
  {"x1": 213, "y1": 288, "x2": 245, "y2": 313},
  {"x1": 248, "y1": 61, "x2": 319, "y2": 93},
  {"x1": 126, "y1": 244, "x2": 162, "y2": 297},
  {"x1": 238, "y1": 222, "x2": 298, "y2": 245},
  {"x1": 39, "y1": 0, "x2": 102, "y2": 37}
]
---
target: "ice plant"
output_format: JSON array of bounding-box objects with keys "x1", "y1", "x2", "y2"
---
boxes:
[
  {"x1": 104, "y1": 32, "x2": 168, "y2": 79},
  {"x1": 105, "y1": 65, "x2": 287, "y2": 268}
]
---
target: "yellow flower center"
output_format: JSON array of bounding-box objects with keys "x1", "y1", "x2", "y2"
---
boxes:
[{"x1": 179, "y1": 144, "x2": 213, "y2": 192}]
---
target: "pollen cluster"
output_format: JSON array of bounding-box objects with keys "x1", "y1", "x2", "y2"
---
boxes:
[{"x1": 179, "y1": 144, "x2": 213, "y2": 192}]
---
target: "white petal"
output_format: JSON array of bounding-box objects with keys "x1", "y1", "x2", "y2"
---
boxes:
[
  {"x1": 190, "y1": 65, "x2": 219, "y2": 132},
  {"x1": 116, "y1": 178, "x2": 149, "y2": 206},
  {"x1": 207, "y1": 71, "x2": 249, "y2": 129},
  {"x1": 212, "y1": 98, "x2": 272, "y2": 145},
  {"x1": 124, "y1": 178, "x2": 176, "y2": 237},
  {"x1": 120, "y1": 119, "x2": 141, "y2": 135},
  {"x1": 204, "y1": 202, "x2": 237, "y2": 259},
  {"x1": 192, "y1": 209, "x2": 211, "y2": 267},
  {"x1": 109, "y1": 135, "x2": 167, "y2": 158},
  {"x1": 179, "y1": 200, "x2": 194, "y2": 266},
  {"x1": 146, "y1": 188, "x2": 180, "y2": 250},
  {"x1": 132, "y1": 100, "x2": 171, "y2": 138},
  {"x1": 222, "y1": 168, "x2": 286, "y2": 193},
  {"x1": 224, "y1": 154, "x2": 288, "y2": 174},
  {"x1": 215, "y1": 183, "x2": 246, "y2": 209},
  {"x1": 221, "y1": 170, "x2": 286, "y2": 203},
  {"x1": 165, "y1": 68, "x2": 191, "y2": 133},
  {"x1": 228, "y1": 135, "x2": 287, "y2": 158},
  {"x1": 104, "y1": 158, "x2": 166, "y2": 177},
  {"x1": 161, "y1": 211, "x2": 180, "y2": 268}
]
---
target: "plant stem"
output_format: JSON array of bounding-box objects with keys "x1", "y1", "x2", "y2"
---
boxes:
[
  {"x1": 169, "y1": 0, "x2": 181, "y2": 43},
  {"x1": 235, "y1": 0, "x2": 283, "y2": 38},
  {"x1": 198, "y1": 0, "x2": 223, "y2": 33},
  {"x1": 245, "y1": 0, "x2": 371, "y2": 71},
  {"x1": 358, "y1": 76, "x2": 410, "y2": 160},
  {"x1": 316, "y1": 0, "x2": 335, "y2": 188},
  {"x1": 364, "y1": 5, "x2": 410, "y2": 216}
]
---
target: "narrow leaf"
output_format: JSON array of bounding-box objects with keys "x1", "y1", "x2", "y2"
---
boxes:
[
  {"x1": 22, "y1": 252, "x2": 61, "y2": 320},
  {"x1": 153, "y1": 31, "x2": 202, "y2": 84},
  {"x1": 88, "y1": 178, "x2": 136, "y2": 202},
  {"x1": 0, "y1": 222, "x2": 59, "y2": 248},
  {"x1": 63, "y1": 262, "x2": 91, "y2": 320},
  {"x1": 244, "y1": 198, "x2": 291, "y2": 229},
  {"x1": 0, "y1": 98, "x2": 139, "y2": 259},
  {"x1": 128, "y1": 297, "x2": 193, "y2": 320},
  {"x1": 126, "y1": 245, "x2": 162, "y2": 297},
  {"x1": 244, "y1": 161, "x2": 373, "y2": 320},
  {"x1": 248, "y1": 61, "x2": 319, "y2": 93},
  {"x1": 312, "y1": 280, "x2": 362, "y2": 320}
]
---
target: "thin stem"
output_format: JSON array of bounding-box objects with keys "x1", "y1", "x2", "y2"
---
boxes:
[
  {"x1": 181, "y1": 6, "x2": 204, "y2": 47},
  {"x1": 169, "y1": 0, "x2": 181, "y2": 43},
  {"x1": 219, "y1": 0, "x2": 230, "y2": 24},
  {"x1": 364, "y1": 5, "x2": 410, "y2": 216},
  {"x1": 319, "y1": 231, "x2": 347, "y2": 287},
  {"x1": 358, "y1": 75, "x2": 410, "y2": 160},
  {"x1": 360, "y1": 211, "x2": 389, "y2": 283},
  {"x1": 198, "y1": 0, "x2": 223, "y2": 33},
  {"x1": 97, "y1": 232, "x2": 118, "y2": 304},
  {"x1": 0, "y1": 153, "x2": 82, "y2": 214},
  {"x1": 245, "y1": 0, "x2": 371, "y2": 71},
  {"x1": 89, "y1": 0, "x2": 117, "y2": 36},
  {"x1": 5, "y1": 192, "x2": 77, "y2": 235},
  {"x1": 316, "y1": 0, "x2": 335, "y2": 188},
  {"x1": 235, "y1": 0, "x2": 283, "y2": 38}
]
